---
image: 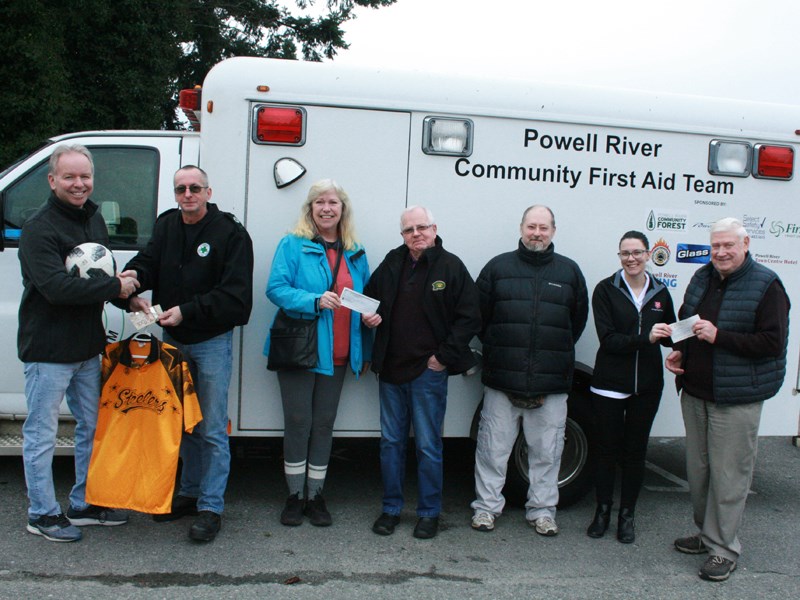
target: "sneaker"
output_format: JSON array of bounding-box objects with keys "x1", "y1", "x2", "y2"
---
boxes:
[
  {"x1": 471, "y1": 511, "x2": 495, "y2": 532},
  {"x1": 699, "y1": 555, "x2": 737, "y2": 582},
  {"x1": 27, "y1": 513, "x2": 82, "y2": 542},
  {"x1": 67, "y1": 505, "x2": 128, "y2": 527},
  {"x1": 529, "y1": 516, "x2": 559, "y2": 536},
  {"x1": 304, "y1": 494, "x2": 332, "y2": 527},
  {"x1": 674, "y1": 534, "x2": 709, "y2": 554},
  {"x1": 280, "y1": 493, "x2": 304, "y2": 526},
  {"x1": 189, "y1": 511, "x2": 221, "y2": 542},
  {"x1": 153, "y1": 495, "x2": 198, "y2": 522}
]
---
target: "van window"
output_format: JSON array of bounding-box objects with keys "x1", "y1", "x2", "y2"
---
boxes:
[{"x1": 2, "y1": 146, "x2": 159, "y2": 250}]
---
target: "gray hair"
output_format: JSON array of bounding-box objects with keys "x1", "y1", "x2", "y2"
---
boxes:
[
  {"x1": 710, "y1": 217, "x2": 748, "y2": 241},
  {"x1": 521, "y1": 204, "x2": 556, "y2": 228},
  {"x1": 175, "y1": 165, "x2": 209, "y2": 187},
  {"x1": 400, "y1": 205, "x2": 435, "y2": 229},
  {"x1": 48, "y1": 144, "x2": 94, "y2": 176}
]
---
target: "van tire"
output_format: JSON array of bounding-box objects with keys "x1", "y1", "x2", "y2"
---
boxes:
[{"x1": 502, "y1": 388, "x2": 595, "y2": 508}]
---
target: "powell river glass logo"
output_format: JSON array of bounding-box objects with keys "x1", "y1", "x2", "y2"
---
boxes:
[{"x1": 676, "y1": 244, "x2": 711, "y2": 264}]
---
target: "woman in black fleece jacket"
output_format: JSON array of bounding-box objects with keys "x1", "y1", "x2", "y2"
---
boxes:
[{"x1": 586, "y1": 231, "x2": 675, "y2": 543}]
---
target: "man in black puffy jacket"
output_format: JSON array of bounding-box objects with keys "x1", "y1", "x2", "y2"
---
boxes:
[{"x1": 470, "y1": 205, "x2": 587, "y2": 537}]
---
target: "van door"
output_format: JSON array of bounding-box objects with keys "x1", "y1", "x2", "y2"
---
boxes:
[
  {"x1": 0, "y1": 135, "x2": 185, "y2": 416},
  {"x1": 238, "y1": 105, "x2": 411, "y2": 434}
]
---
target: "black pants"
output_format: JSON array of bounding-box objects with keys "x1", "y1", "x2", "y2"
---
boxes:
[{"x1": 591, "y1": 390, "x2": 661, "y2": 509}]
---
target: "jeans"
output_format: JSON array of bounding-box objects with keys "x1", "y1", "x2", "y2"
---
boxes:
[
  {"x1": 22, "y1": 358, "x2": 101, "y2": 519},
  {"x1": 164, "y1": 331, "x2": 233, "y2": 515},
  {"x1": 378, "y1": 368, "x2": 448, "y2": 518}
]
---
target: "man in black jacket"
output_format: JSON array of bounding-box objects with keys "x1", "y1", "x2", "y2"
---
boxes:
[
  {"x1": 363, "y1": 206, "x2": 480, "y2": 540},
  {"x1": 470, "y1": 205, "x2": 587, "y2": 536},
  {"x1": 19, "y1": 145, "x2": 138, "y2": 542},
  {"x1": 126, "y1": 166, "x2": 253, "y2": 542}
]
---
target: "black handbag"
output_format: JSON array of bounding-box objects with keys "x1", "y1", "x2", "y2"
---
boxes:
[
  {"x1": 267, "y1": 241, "x2": 344, "y2": 372},
  {"x1": 266, "y1": 309, "x2": 319, "y2": 371}
]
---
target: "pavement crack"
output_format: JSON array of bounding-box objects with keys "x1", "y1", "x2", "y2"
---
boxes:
[{"x1": 2, "y1": 568, "x2": 482, "y2": 588}]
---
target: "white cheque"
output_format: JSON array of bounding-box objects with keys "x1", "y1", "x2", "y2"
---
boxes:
[
  {"x1": 340, "y1": 288, "x2": 380, "y2": 314},
  {"x1": 669, "y1": 314, "x2": 700, "y2": 343}
]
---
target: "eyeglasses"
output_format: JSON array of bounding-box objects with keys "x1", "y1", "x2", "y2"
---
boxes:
[
  {"x1": 618, "y1": 250, "x2": 647, "y2": 259},
  {"x1": 401, "y1": 224, "x2": 433, "y2": 236},
  {"x1": 174, "y1": 184, "x2": 207, "y2": 194}
]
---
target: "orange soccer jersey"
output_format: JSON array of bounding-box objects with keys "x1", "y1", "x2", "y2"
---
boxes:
[{"x1": 86, "y1": 334, "x2": 202, "y2": 514}]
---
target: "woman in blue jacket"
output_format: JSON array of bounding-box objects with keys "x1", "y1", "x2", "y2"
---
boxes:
[
  {"x1": 265, "y1": 180, "x2": 372, "y2": 527},
  {"x1": 587, "y1": 231, "x2": 675, "y2": 543}
]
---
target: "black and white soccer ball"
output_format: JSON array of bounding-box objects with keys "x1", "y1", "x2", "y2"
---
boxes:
[{"x1": 65, "y1": 242, "x2": 116, "y2": 279}]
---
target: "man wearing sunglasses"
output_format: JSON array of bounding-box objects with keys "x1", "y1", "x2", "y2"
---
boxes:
[
  {"x1": 363, "y1": 205, "x2": 480, "y2": 540},
  {"x1": 123, "y1": 165, "x2": 254, "y2": 542}
]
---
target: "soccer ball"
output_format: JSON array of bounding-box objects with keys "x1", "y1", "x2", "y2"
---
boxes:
[{"x1": 65, "y1": 243, "x2": 116, "y2": 279}]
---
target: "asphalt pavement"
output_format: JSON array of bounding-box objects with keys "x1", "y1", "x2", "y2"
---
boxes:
[{"x1": 0, "y1": 437, "x2": 798, "y2": 599}]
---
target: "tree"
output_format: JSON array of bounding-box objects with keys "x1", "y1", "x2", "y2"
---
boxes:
[{"x1": 0, "y1": 0, "x2": 396, "y2": 167}]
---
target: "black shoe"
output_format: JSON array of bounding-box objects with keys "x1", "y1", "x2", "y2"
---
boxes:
[
  {"x1": 617, "y1": 507, "x2": 635, "y2": 544},
  {"x1": 280, "y1": 493, "x2": 304, "y2": 526},
  {"x1": 153, "y1": 495, "x2": 198, "y2": 522},
  {"x1": 372, "y1": 512, "x2": 400, "y2": 536},
  {"x1": 304, "y1": 494, "x2": 332, "y2": 527},
  {"x1": 189, "y1": 511, "x2": 221, "y2": 542},
  {"x1": 67, "y1": 505, "x2": 128, "y2": 527},
  {"x1": 586, "y1": 503, "x2": 611, "y2": 538},
  {"x1": 413, "y1": 517, "x2": 439, "y2": 540}
]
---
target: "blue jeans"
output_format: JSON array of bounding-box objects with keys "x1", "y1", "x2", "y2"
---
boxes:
[
  {"x1": 22, "y1": 358, "x2": 101, "y2": 519},
  {"x1": 379, "y1": 369, "x2": 448, "y2": 518},
  {"x1": 164, "y1": 331, "x2": 232, "y2": 515}
]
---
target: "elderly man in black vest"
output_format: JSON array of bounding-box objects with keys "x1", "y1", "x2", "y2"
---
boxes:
[{"x1": 666, "y1": 217, "x2": 790, "y2": 582}]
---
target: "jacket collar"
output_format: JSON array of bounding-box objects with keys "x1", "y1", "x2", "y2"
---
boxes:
[
  {"x1": 612, "y1": 269, "x2": 665, "y2": 307},
  {"x1": 47, "y1": 193, "x2": 98, "y2": 222},
  {"x1": 516, "y1": 239, "x2": 554, "y2": 265}
]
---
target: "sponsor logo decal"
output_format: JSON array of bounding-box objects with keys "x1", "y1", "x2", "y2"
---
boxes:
[
  {"x1": 769, "y1": 221, "x2": 800, "y2": 238},
  {"x1": 676, "y1": 243, "x2": 711, "y2": 264},
  {"x1": 650, "y1": 238, "x2": 671, "y2": 267},
  {"x1": 647, "y1": 210, "x2": 687, "y2": 232},
  {"x1": 742, "y1": 215, "x2": 767, "y2": 239}
]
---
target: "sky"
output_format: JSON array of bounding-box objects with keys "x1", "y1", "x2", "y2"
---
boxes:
[{"x1": 329, "y1": 0, "x2": 799, "y2": 106}]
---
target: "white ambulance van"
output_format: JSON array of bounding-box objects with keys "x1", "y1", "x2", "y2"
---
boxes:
[{"x1": 1, "y1": 57, "x2": 798, "y2": 505}]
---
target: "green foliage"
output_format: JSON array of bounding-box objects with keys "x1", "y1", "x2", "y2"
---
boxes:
[{"x1": 0, "y1": 0, "x2": 396, "y2": 167}]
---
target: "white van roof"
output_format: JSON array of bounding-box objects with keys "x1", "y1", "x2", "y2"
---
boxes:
[{"x1": 203, "y1": 56, "x2": 800, "y2": 141}]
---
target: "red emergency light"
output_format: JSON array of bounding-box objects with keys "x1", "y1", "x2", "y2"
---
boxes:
[
  {"x1": 254, "y1": 106, "x2": 305, "y2": 145},
  {"x1": 753, "y1": 144, "x2": 794, "y2": 179},
  {"x1": 179, "y1": 87, "x2": 202, "y2": 111},
  {"x1": 179, "y1": 86, "x2": 203, "y2": 131}
]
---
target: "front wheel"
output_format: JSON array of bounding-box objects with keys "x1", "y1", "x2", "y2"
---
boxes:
[{"x1": 503, "y1": 389, "x2": 595, "y2": 508}]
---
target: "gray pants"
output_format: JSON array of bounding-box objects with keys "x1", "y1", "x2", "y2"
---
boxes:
[
  {"x1": 278, "y1": 367, "x2": 347, "y2": 498},
  {"x1": 681, "y1": 391, "x2": 763, "y2": 561},
  {"x1": 471, "y1": 387, "x2": 568, "y2": 522}
]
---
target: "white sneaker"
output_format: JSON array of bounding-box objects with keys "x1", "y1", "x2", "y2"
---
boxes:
[
  {"x1": 529, "y1": 516, "x2": 559, "y2": 536},
  {"x1": 471, "y1": 511, "x2": 495, "y2": 532}
]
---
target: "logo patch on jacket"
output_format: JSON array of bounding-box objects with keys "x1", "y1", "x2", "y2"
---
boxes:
[
  {"x1": 197, "y1": 243, "x2": 210, "y2": 257},
  {"x1": 431, "y1": 280, "x2": 446, "y2": 291}
]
